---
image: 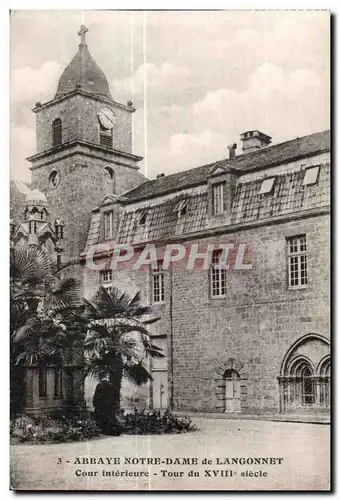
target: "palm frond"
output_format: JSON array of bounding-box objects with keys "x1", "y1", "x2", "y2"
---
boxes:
[
  {"x1": 123, "y1": 362, "x2": 153, "y2": 386},
  {"x1": 10, "y1": 247, "x2": 52, "y2": 284},
  {"x1": 141, "y1": 316, "x2": 161, "y2": 325},
  {"x1": 12, "y1": 317, "x2": 39, "y2": 343}
]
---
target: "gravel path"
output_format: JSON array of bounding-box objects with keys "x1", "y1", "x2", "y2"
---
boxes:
[{"x1": 10, "y1": 418, "x2": 330, "y2": 491}]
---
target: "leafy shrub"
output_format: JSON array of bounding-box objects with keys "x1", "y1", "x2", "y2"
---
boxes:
[
  {"x1": 122, "y1": 408, "x2": 197, "y2": 435},
  {"x1": 10, "y1": 411, "x2": 100, "y2": 444}
]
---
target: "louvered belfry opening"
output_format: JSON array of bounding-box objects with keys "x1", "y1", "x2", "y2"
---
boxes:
[{"x1": 100, "y1": 124, "x2": 113, "y2": 148}]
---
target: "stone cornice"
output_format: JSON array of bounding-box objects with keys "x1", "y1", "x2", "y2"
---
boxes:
[
  {"x1": 27, "y1": 139, "x2": 143, "y2": 169},
  {"x1": 32, "y1": 89, "x2": 136, "y2": 113}
]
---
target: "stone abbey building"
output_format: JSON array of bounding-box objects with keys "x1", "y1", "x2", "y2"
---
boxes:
[{"x1": 11, "y1": 26, "x2": 330, "y2": 417}]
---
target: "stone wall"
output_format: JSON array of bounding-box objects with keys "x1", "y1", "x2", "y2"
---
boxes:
[
  {"x1": 84, "y1": 211, "x2": 329, "y2": 414},
  {"x1": 167, "y1": 213, "x2": 330, "y2": 413},
  {"x1": 35, "y1": 94, "x2": 134, "y2": 154},
  {"x1": 30, "y1": 152, "x2": 145, "y2": 284}
]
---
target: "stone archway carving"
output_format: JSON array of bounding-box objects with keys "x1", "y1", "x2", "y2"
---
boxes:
[
  {"x1": 216, "y1": 357, "x2": 248, "y2": 379},
  {"x1": 278, "y1": 333, "x2": 330, "y2": 413}
]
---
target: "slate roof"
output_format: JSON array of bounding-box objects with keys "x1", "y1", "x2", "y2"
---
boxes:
[
  {"x1": 230, "y1": 163, "x2": 330, "y2": 224},
  {"x1": 118, "y1": 192, "x2": 208, "y2": 245},
  {"x1": 115, "y1": 163, "x2": 330, "y2": 245},
  {"x1": 83, "y1": 211, "x2": 101, "y2": 252},
  {"x1": 123, "y1": 130, "x2": 330, "y2": 202},
  {"x1": 55, "y1": 42, "x2": 113, "y2": 102}
]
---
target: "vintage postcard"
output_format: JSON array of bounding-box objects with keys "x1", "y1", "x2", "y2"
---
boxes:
[{"x1": 10, "y1": 10, "x2": 330, "y2": 491}]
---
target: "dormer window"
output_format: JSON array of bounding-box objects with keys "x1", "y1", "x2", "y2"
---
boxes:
[
  {"x1": 303, "y1": 166, "x2": 320, "y2": 186},
  {"x1": 138, "y1": 210, "x2": 148, "y2": 226},
  {"x1": 212, "y1": 182, "x2": 225, "y2": 215},
  {"x1": 174, "y1": 199, "x2": 188, "y2": 218},
  {"x1": 259, "y1": 177, "x2": 276, "y2": 195},
  {"x1": 52, "y1": 118, "x2": 62, "y2": 147},
  {"x1": 104, "y1": 210, "x2": 114, "y2": 239}
]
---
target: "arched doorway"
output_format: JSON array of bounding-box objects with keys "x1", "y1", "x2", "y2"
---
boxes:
[
  {"x1": 224, "y1": 369, "x2": 240, "y2": 413},
  {"x1": 279, "y1": 334, "x2": 330, "y2": 413}
]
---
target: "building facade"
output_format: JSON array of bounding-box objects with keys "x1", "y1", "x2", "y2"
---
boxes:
[
  {"x1": 83, "y1": 130, "x2": 330, "y2": 416},
  {"x1": 11, "y1": 26, "x2": 330, "y2": 417}
]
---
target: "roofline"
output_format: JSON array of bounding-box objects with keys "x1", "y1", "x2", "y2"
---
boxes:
[
  {"x1": 122, "y1": 148, "x2": 330, "y2": 204},
  {"x1": 122, "y1": 130, "x2": 330, "y2": 203},
  {"x1": 32, "y1": 89, "x2": 136, "y2": 113}
]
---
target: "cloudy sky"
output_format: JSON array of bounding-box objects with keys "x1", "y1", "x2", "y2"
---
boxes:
[{"x1": 10, "y1": 10, "x2": 330, "y2": 182}]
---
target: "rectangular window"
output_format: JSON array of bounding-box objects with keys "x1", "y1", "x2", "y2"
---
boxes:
[
  {"x1": 210, "y1": 250, "x2": 227, "y2": 298},
  {"x1": 39, "y1": 367, "x2": 47, "y2": 398},
  {"x1": 152, "y1": 261, "x2": 165, "y2": 304},
  {"x1": 104, "y1": 211, "x2": 114, "y2": 239},
  {"x1": 287, "y1": 235, "x2": 307, "y2": 288},
  {"x1": 303, "y1": 166, "x2": 319, "y2": 186},
  {"x1": 212, "y1": 183, "x2": 225, "y2": 215},
  {"x1": 100, "y1": 270, "x2": 113, "y2": 293},
  {"x1": 54, "y1": 368, "x2": 63, "y2": 398}
]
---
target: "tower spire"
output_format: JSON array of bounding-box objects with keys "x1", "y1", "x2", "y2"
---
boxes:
[{"x1": 78, "y1": 24, "x2": 89, "y2": 46}]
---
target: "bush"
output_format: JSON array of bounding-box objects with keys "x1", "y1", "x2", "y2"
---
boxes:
[
  {"x1": 122, "y1": 409, "x2": 197, "y2": 435},
  {"x1": 10, "y1": 411, "x2": 100, "y2": 444},
  {"x1": 11, "y1": 409, "x2": 197, "y2": 443}
]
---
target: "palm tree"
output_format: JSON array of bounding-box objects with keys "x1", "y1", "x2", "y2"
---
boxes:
[
  {"x1": 82, "y1": 286, "x2": 164, "y2": 412},
  {"x1": 10, "y1": 246, "x2": 83, "y2": 415}
]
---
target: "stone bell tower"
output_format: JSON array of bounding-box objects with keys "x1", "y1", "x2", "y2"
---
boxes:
[{"x1": 27, "y1": 25, "x2": 145, "y2": 276}]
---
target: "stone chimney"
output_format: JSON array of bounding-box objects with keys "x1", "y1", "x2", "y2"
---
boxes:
[
  {"x1": 228, "y1": 143, "x2": 237, "y2": 160},
  {"x1": 240, "y1": 130, "x2": 272, "y2": 153}
]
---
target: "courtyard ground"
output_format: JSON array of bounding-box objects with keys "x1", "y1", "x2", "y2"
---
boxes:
[{"x1": 10, "y1": 418, "x2": 330, "y2": 491}]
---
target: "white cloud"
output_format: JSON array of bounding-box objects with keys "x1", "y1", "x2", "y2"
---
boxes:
[
  {"x1": 10, "y1": 11, "x2": 330, "y2": 183},
  {"x1": 113, "y1": 62, "x2": 190, "y2": 98},
  {"x1": 11, "y1": 60, "x2": 61, "y2": 104},
  {"x1": 147, "y1": 130, "x2": 228, "y2": 178},
  {"x1": 146, "y1": 61, "x2": 329, "y2": 178}
]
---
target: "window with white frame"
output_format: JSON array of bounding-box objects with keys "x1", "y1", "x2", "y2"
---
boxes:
[
  {"x1": 303, "y1": 166, "x2": 319, "y2": 186},
  {"x1": 212, "y1": 182, "x2": 225, "y2": 215},
  {"x1": 100, "y1": 269, "x2": 113, "y2": 293},
  {"x1": 152, "y1": 261, "x2": 165, "y2": 304},
  {"x1": 287, "y1": 235, "x2": 307, "y2": 288},
  {"x1": 259, "y1": 177, "x2": 276, "y2": 195},
  {"x1": 103, "y1": 210, "x2": 114, "y2": 239},
  {"x1": 210, "y1": 250, "x2": 227, "y2": 298}
]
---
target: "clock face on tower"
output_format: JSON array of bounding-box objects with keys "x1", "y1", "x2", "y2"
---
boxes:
[{"x1": 98, "y1": 107, "x2": 115, "y2": 130}]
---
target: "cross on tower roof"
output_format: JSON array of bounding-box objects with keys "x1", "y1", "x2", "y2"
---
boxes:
[{"x1": 78, "y1": 24, "x2": 89, "y2": 45}]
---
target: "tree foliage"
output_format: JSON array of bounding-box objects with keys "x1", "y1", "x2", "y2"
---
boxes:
[
  {"x1": 83, "y1": 286, "x2": 163, "y2": 393},
  {"x1": 10, "y1": 246, "x2": 83, "y2": 368}
]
